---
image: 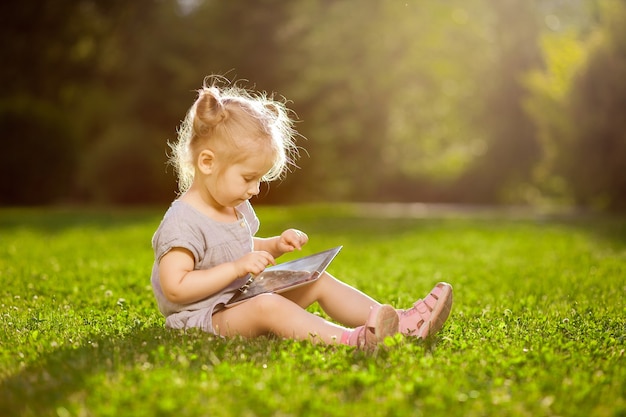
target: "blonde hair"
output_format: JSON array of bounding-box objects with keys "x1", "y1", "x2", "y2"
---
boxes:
[{"x1": 169, "y1": 77, "x2": 299, "y2": 193}]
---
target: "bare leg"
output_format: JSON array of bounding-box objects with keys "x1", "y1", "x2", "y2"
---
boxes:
[
  {"x1": 212, "y1": 293, "x2": 348, "y2": 344},
  {"x1": 281, "y1": 272, "x2": 381, "y2": 328}
]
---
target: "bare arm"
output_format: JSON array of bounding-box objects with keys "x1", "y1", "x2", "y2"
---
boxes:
[
  {"x1": 158, "y1": 247, "x2": 275, "y2": 305},
  {"x1": 254, "y1": 229, "x2": 309, "y2": 258}
]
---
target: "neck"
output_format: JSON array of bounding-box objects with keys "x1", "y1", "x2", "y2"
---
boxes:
[{"x1": 180, "y1": 185, "x2": 236, "y2": 222}]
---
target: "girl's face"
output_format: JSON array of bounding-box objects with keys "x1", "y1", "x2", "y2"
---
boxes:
[{"x1": 208, "y1": 149, "x2": 275, "y2": 208}]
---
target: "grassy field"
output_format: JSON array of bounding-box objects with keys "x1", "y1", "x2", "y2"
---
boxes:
[{"x1": 0, "y1": 205, "x2": 624, "y2": 417}]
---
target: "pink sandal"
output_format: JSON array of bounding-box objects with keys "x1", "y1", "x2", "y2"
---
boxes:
[
  {"x1": 341, "y1": 304, "x2": 399, "y2": 350},
  {"x1": 398, "y1": 282, "x2": 453, "y2": 339}
]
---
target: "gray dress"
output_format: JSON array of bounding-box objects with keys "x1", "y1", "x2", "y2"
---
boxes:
[{"x1": 151, "y1": 200, "x2": 260, "y2": 333}]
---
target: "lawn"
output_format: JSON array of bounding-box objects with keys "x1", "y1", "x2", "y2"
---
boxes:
[{"x1": 0, "y1": 205, "x2": 624, "y2": 417}]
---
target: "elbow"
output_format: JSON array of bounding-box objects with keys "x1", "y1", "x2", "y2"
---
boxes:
[
  {"x1": 162, "y1": 288, "x2": 185, "y2": 304},
  {"x1": 159, "y1": 275, "x2": 187, "y2": 304}
]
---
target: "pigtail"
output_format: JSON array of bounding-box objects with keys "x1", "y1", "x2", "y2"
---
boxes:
[
  {"x1": 194, "y1": 87, "x2": 228, "y2": 137},
  {"x1": 168, "y1": 86, "x2": 229, "y2": 194}
]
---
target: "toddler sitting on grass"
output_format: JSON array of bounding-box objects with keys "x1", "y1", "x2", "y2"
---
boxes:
[{"x1": 151, "y1": 77, "x2": 453, "y2": 349}]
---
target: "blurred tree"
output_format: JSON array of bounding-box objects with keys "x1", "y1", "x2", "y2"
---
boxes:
[
  {"x1": 453, "y1": 0, "x2": 544, "y2": 204},
  {"x1": 74, "y1": 0, "x2": 192, "y2": 203},
  {"x1": 277, "y1": 0, "x2": 391, "y2": 201},
  {"x1": 0, "y1": 0, "x2": 91, "y2": 204},
  {"x1": 278, "y1": 0, "x2": 492, "y2": 202},
  {"x1": 0, "y1": 99, "x2": 75, "y2": 204},
  {"x1": 563, "y1": 0, "x2": 626, "y2": 211},
  {"x1": 3, "y1": 0, "x2": 620, "y2": 209},
  {"x1": 0, "y1": 0, "x2": 160, "y2": 204},
  {"x1": 523, "y1": 30, "x2": 587, "y2": 206},
  {"x1": 524, "y1": 0, "x2": 626, "y2": 211},
  {"x1": 80, "y1": 123, "x2": 169, "y2": 204},
  {"x1": 192, "y1": 0, "x2": 291, "y2": 91},
  {"x1": 374, "y1": 1, "x2": 492, "y2": 201}
]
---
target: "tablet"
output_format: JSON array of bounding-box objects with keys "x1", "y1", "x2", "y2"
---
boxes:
[{"x1": 225, "y1": 246, "x2": 342, "y2": 307}]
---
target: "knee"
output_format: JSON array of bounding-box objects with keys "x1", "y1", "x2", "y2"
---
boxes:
[
  {"x1": 311, "y1": 272, "x2": 335, "y2": 292},
  {"x1": 247, "y1": 293, "x2": 288, "y2": 317}
]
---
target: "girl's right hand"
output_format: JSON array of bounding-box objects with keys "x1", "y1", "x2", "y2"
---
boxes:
[{"x1": 234, "y1": 251, "x2": 275, "y2": 277}]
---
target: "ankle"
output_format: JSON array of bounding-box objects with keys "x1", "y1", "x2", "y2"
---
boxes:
[{"x1": 340, "y1": 327, "x2": 362, "y2": 346}]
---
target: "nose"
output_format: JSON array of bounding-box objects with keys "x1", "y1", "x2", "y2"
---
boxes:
[{"x1": 248, "y1": 180, "x2": 261, "y2": 197}]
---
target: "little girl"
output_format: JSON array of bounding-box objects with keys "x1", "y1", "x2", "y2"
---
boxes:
[{"x1": 151, "y1": 78, "x2": 453, "y2": 350}]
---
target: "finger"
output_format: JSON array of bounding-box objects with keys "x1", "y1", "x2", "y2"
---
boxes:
[
  {"x1": 290, "y1": 232, "x2": 304, "y2": 249},
  {"x1": 287, "y1": 238, "x2": 300, "y2": 250},
  {"x1": 256, "y1": 258, "x2": 271, "y2": 273},
  {"x1": 294, "y1": 230, "x2": 308, "y2": 246},
  {"x1": 263, "y1": 251, "x2": 276, "y2": 265}
]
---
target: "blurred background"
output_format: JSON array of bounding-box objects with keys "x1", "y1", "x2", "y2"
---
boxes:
[{"x1": 1, "y1": 0, "x2": 625, "y2": 211}]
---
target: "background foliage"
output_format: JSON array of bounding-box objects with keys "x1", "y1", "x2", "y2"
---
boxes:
[{"x1": 1, "y1": 0, "x2": 625, "y2": 210}]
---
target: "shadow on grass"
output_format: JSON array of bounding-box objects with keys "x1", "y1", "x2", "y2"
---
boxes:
[
  {"x1": 0, "y1": 324, "x2": 438, "y2": 416},
  {"x1": 0, "y1": 325, "x2": 183, "y2": 416}
]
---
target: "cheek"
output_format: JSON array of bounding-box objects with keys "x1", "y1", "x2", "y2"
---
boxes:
[{"x1": 226, "y1": 175, "x2": 247, "y2": 192}]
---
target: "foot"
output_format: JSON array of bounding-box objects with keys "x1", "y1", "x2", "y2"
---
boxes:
[
  {"x1": 398, "y1": 282, "x2": 453, "y2": 339},
  {"x1": 342, "y1": 304, "x2": 399, "y2": 350}
]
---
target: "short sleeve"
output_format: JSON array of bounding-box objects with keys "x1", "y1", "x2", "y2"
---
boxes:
[{"x1": 152, "y1": 210, "x2": 204, "y2": 265}]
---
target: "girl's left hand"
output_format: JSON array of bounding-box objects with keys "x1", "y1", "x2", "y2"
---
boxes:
[{"x1": 277, "y1": 229, "x2": 309, "y2": 253}]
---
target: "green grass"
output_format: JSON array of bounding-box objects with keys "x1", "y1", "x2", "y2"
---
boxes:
[{"x1": 1, "y1": 205, "x2": 624, "y2": 417}]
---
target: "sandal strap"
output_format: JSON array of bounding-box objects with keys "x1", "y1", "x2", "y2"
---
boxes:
[{"x1": 399, "y1": 282, "x2": 453, "y2": 338}]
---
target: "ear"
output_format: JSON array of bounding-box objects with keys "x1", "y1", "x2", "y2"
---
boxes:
[{"x1": 197, "y1": 149, "x2": 216, "y2": 175}]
